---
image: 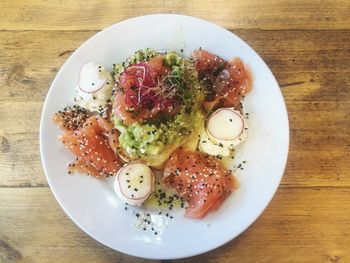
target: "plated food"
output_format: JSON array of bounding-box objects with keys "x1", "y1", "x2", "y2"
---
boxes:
[
  {"x1": 53, "y1": 48, "x2": 252, "y2": 219},
  {"x1": 40, "y1": 14, "x2": 289, "y2": 259}
]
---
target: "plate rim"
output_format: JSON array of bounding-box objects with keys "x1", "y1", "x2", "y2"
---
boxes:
[{"x1": 39, "y1": 13, "x2": 290, "y2": 260}]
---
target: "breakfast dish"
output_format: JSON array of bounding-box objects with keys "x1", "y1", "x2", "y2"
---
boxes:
[
  {"x1": 53, "y1": 48, "x2": 252, "y2": 219},
  {"x1": 40, "y1": 14, "x2": 289, "y2": 259}
]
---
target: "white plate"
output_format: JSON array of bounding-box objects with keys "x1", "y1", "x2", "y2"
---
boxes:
[{"x1": 40, "y1": 14, "x2": 289, "y2": 259}]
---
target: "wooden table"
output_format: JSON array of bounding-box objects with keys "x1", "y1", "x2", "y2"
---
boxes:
[{"x1": 1, "y1": 1, "x2": 349, "y2": 262}]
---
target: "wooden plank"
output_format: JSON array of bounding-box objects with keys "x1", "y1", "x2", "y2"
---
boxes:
[
  {"x1": 1, "y1": 102, "x2": 349, "y2": 187},
  {"x1": 230, "y1": 29, "x2": 350, "y2": 187},
  {"x1": 0, "y1": 132, "x2": 45, "y2": 187},
  {"x1": 1, "y1": 30, "x2": 349, "y2": 103},
  {"x1": 236, "y1": 30, "x2": 350, "y2": 96},
  {"x1": 0, "y1": 190, "x2": 155, "y2": 263},
  {"x1": 0, "y1": 0, "x2": 350, "y2": 31},
  {"x1": 171, "y1": 187, "x2": 350, "y2": 263},
  {"x1": 1, "y1": 100, "x2": 349, "y2": 187},
  {"x1": 0, "y1": 103, "x2": 42, "y2": 133},
  {"x1": 0, "y1": 29, "x2": 349, "y2": 187},
  {"x1": 0, "y1": 187, "x2": 349, "y2": 262},
  {"x1": 1, "y1": 30, "x2": 349, "y2": 102},
  {"x1": 0, "y1": 31, "x2": 95, "y2": 103},
  {"x1": 0, "y1": 2, "x2": 349, "y2": 263}
]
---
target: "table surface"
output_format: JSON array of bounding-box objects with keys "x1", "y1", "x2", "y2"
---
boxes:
[{"x1": 0, "y1": 1, "x2": 349, "y2": 262}]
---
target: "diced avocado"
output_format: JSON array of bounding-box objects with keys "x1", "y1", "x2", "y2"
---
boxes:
[
  {"x1": 165, "y1": 52, "x2": 182, "y2": 66},
  {"x1": 114, "y1": 109, "x2": 204, "y2": 159},
  {"x1": 113, "y1": 64, "x2": 125, "y2": 75},
  {"x1": 129, "y1": 48, "x2": 157, "y2": 64}
]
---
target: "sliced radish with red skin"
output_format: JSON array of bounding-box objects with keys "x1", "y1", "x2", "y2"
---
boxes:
[
  {"x1": 207, "y1": 108, "x2": 245, "y2": 141},
  {"x1": 114, "y1": 162, "x2": 154, "y2": 206},
  {"x1": 199, "y1": 107, "x2": 247, "y2": 156},
  {"x1": 78, "y1": 61, "x2": 107, "y2": 93}
]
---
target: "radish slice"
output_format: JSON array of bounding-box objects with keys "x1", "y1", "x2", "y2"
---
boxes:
[
  {"x1": 199, "y1": 108, "x2": 247, "y2": 156},
  {"x1": 207, "y1": 108, "x2": 245, "y2": 141},
  {"x1": 198, "y1": 130, "x2": 232, "y2": 157},
  {"x1": 114, "y1": 162, "x2": 154, "y2": 206},
  {"x1": 78, "y1": 61, "x2": 107, "y2": 93}
]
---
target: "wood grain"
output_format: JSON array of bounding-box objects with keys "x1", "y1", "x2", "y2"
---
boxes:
[
  {"x1": 1, "y1": 1, "x2": 350, "y2": 262},
  {"x1": 1, "y1": 30, "x2": 349, "y2": 187},
  {"x1": 0, "y1": 0, "x2": 350, "y2": 31},
  {"x1": 0, "y1": 191, "x2": 154, "y2": 263},
  {"x1": 0, "y1": 187, "x2": 349, "y2": 263},
  {"x1": 0, "y1": 31, "x2": 95, "y2": 103}
]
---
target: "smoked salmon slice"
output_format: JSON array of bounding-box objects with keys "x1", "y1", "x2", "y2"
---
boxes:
[
  {"x1": 163, "y1": 149, "x2": 237, "y2": 218},
  {"x1": 192, "y1": 49, "x2": 252, "y2": 112},
  {"x1": 55, "y1": 114, "x2": 123, "y2": 178}
]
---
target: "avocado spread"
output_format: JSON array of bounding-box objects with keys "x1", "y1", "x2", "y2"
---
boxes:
[{"x1": 113, "y1": 49, "x2": 205, "y2": 158}]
